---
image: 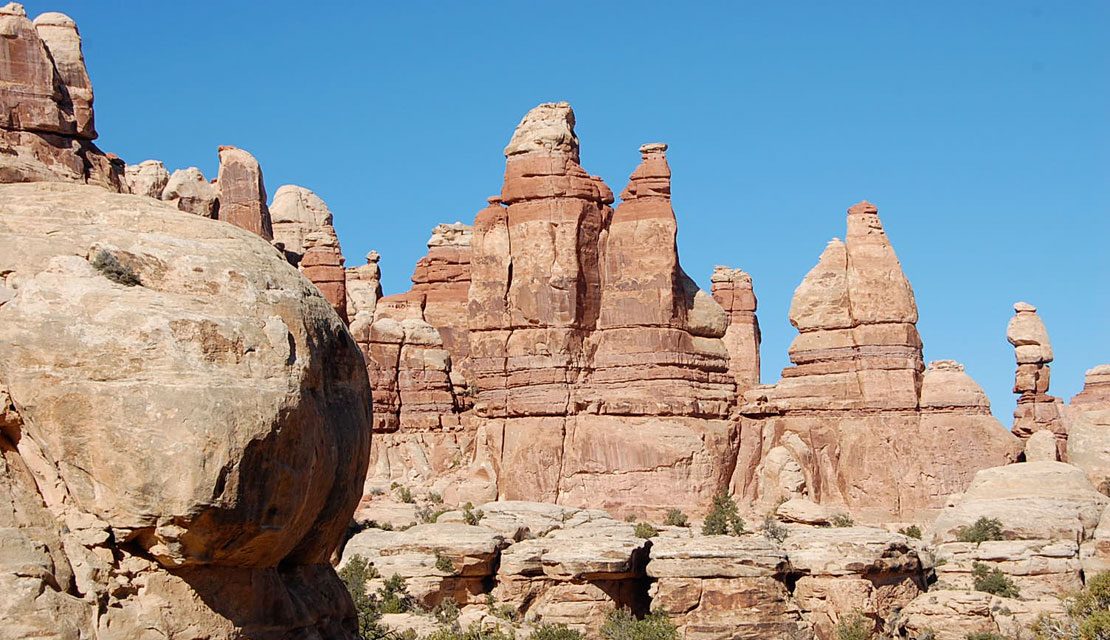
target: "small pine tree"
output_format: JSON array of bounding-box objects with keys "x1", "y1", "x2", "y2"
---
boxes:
[
  {"x1": 634, "y1": 522, "x2": 659, "y2": 539},
  {"x1": 957, "y1": 517, "x2": 1004, "y2": 544},
  {"x1": 702, "y1": 491, "x2": 745, "y2": 536},
  {"x1": 899, "y1": 525, "x2": 923, "y2": 539}
]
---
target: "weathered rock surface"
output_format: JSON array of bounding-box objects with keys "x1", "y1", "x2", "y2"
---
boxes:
[
  {"x1": 0, "y1": 4, "x2": 120, "y2": 189},
  {"x1": 898, "y1": 590, "x2": 1065, "y2": 640},
  {"x1": 1008, "y1": 302, "x2": 1068, "y2": 455},
  {"x1": 0, "y1": 182, "x2": 371, "y2": 638},
  {"x1": 733, "y1": 206, "x2": 1019, "y2": 520},
  {"x1": 162, "y1": 166, "x2": 218, "y2": 217},
  {"x1": 215, "y1": 145, "x2": 273, "y2": 240},
  {"x1": 711, "y1": 266, "x2": 761, "y2": 392},
  {"x1": 122, "y1": 158, "x2": 169, "y2": 198}
]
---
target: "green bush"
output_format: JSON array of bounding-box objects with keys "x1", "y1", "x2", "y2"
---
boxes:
[
  {"x1": 427, "y1": 491, "x2": 444, "y2": 504},
  {"x1": 91, "y1": 250, "x2": 141, "y2": 286},
  {"x1": 834, "y1": 611, "x2": 872, "y2": 640},
  {"x1": 634, "y1": 522, "x2": 659, "y2": 539},
  {"x1": 957, "y1": 517, "x2": 1004, "y2": 544},
  {"x1": 378, "y1": 573, "x2": 415, "y2": 614},
  {"x1": 431, "y1": 597, "x2": 460, "y2": 627},
  {"x1": 435, "y1": 551, "x2": 455, "y2": 574},
  {"x1": 899, "y1": 525, "x2": 923, "y2": 539},
  {"x1": 484, "y1": 594, "x2": 518, "y2": 622},
  {"x1": 972, "y1": 562, "x2": 1020, "y2": 598},
  {"x1": 762, "y1": 514, "x2": 788, "y2": 543},
  {"x1": 701, "y1": 491, "x2": 745, "y2": 536},
  {"x1": 338, "y1": 555, "x2": 387, "y2": 639},
  {"x1": 462, "y1": 502, "x2": 485, "y2": 526},
  {"x1": 397, "y1": 486, "x2": 415, "y2": 504},
  {"x1": 966, "y1": 633, "x2": 1007, "y2": 640},
  {"x1": 424, "y1": 622, "x2": 513, "y2": 640},
  {"x1": 531, "y1": 624, "x2": 585, "y2": 640},
  {"x1": 600, "y1": 608, "x2": 679, "y2": 640},
  {"x1": 663, "y1": 508, "x2": 688, "y2": 527},
  {"x1": 1033, "y1": 571, "x2": 1110, "y2": 639},
  {"x1": 831, "y1": 513, "x2": 855, "y2": 528}
]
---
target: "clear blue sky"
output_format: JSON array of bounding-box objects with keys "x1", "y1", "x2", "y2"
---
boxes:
[{"x1": 39, "y1": 1, "x2": 1108, "y2": 423}]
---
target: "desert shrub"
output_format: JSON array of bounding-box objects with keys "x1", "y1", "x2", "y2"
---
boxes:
[
  {"x1": 972, "y1": 562, "x2": 1020, "y2": 598},
  {"x1": 338, "y1": 555, "x2": 387, "y2": 639},
  {"x1": 91, "y1": 250, "x2": 141, "y2": 286},
  {"x1": 624, "y1": 514, "x2": 638, "y2": 523},
  {"x1": 663, "y1": 508, "x2": 688, "y2": 527},
  {"x1": 966, "y1": 633, "x2": 1007, "y2": 640},
  {"x1": 427, "y1": 491, "x2": 444, "y2": 504},
  {"x1": 418, "y1": 505, "x2": 450, "y2": 524},
  {"x1": 634, "y1": 522, "x2": 659, "y2": 539},
  {"x1": 435, "y1": 551, "x2": 455, "y2": 574},
  {"x1": 397, "y1": 486, "x2": 415, "y2": 504},
  {"x1": 425, "y1": 623, "x2": 513, "y2": 640},
  {"x1": 762, "y1": 514, "x2": 789, "y2": 543},
  {"x1": 368, "y1": 486, "x2": 385, "y2": 496},
  {"x1": 702, "y1": 491, "x2": 745, "y2": 536},
  {"x1": 600, "y1": 608, "x2": 678, "y2": 640},
  {"x1": 899, "y1": 525, "x2": 923, "y2": 539},
  {"x1": 531, "y1": 624, "x2": 584, "y2": 640},
  {"x1": 1032, "y1": 571, "x2": 1110, "y2": 639},
  {"x1": 462, "y1": 502, "x2": 485, "y2": 526},
  {"x1": 834, "y1": 610, "x2": 872, "y2": 640},
  {"x1": 957, "y1": 517, "x2": 1004, "y2": 544},
  {"x1": 432, "y1": 597, "x2": 460, "y2": 627},
  {"x1": 831, "y1": 513, "x2": 855, "y2": 528},
  {"x1": 378, "y1": 573, "x2": 415, "y2": 614},
  {"x1": 484, "y1": 594, "x2": 519, "y2": 622}
]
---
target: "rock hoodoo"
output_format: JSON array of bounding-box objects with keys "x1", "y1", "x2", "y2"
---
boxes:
[
  {"x1": 215, "y1": 145, "x2": 273, "y2": 240},
  {"x1": 1007, "y1": 302, "x2": 1068, "y2": 456},
  {"x1": 731, "y1": 203, "x2": 1022, "y2": 520}
]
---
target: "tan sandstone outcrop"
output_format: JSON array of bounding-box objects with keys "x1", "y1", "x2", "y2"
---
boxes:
[
  {"x1": 0, "y1": 3, "x2": 120, "y2": 188},
  {"x1": 215, "y1": 145, "x2": 273, "y2": 240},
  {"x1": 122, "y1": 158, "x2": 169, "y2": 198},
  {"x1": 270, "y1": 186, "x2": 350, "y2": 322},
  {"x1": 711, "y1": 266, "x2": 761, "y2": 392},
  {"x1": 0, "y1": 182, "x2": 371, "y2": 638},
  {"x1": 733, "y1": 205, "x2": 1020, "y2": 520},
  {"x1": 162, "y1": 166, "x2": 218, "y2": 217}
]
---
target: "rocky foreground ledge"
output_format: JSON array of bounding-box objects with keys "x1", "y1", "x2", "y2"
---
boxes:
[{"x1": 347, "y1": 458, "x2": 1109, "y2": 639}]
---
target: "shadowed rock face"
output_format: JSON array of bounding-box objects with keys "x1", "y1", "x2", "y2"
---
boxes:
[
  {"x1": 0, "y1": 3, "x2": 120, "y2": 188},
  {"x1": 0, "y1": 182, "x2": 371, "y2": 639}
]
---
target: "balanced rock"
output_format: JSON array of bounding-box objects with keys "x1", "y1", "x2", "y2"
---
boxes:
[{"x1": 1008, "y1": 302, "x2": 1068, "y2": 457}]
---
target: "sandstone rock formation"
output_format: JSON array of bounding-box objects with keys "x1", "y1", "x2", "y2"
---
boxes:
[
  {"x1": 122, "y1": 158, "x2": 169, "y2": 198},
  {"x1": 215, "y1": 145, "x2": 273, "y2": 240},
  {"x1": 0, "y1": 182, "x2": 370, "y2": 638},
  {"x1": 346, "y1": 251, "x2": 383, "y2": 325},
  {"x1": 711, "y1": 266, "x2": 761, "y2": 391},
  {"x1": 0, "y1": 3, "x2": 120, "y2": 188},
  {"x1": 162, "y1": 166, "x2": 218, "y2": 217},
  {"x1": 270, "y1": 186, "x2": 350, "y2": 321},
  {"x1": 732, "y1": 206, "x2": 1020, "y2": 520},
  {"x1": 1008, "y1": 302, "x2": 1068, "y2": 456}
]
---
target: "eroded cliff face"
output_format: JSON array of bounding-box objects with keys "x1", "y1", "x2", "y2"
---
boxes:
[
  {"x1": 361, "y1": 104, "x2": 744, "y2": 517},
  {"x1": 0, "y1": 3, "x2": 121, "y2": 188},
  {"x1": 0, "y1": 182, "x2": 371, "y2": 638},
  {"x1": 732, "y1": 203, "x2": 1023, "y2": 521}
]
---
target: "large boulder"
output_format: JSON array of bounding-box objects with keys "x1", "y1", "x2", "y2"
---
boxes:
[{"x1": 0, "y1": 182, "x2": 371, "y2": 638}]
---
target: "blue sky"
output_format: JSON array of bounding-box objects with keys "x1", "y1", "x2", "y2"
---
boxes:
[{"x1": 40, "y1": 1, "x2": 1108, "y2": 423}]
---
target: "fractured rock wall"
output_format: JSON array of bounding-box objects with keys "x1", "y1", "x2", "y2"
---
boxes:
[
  {"x1": 0, "y1": 3, "x2": 121, "y2": 189},
  {"x1": 732, "y1": 203, "x2": 1021, "y2": 520}
]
